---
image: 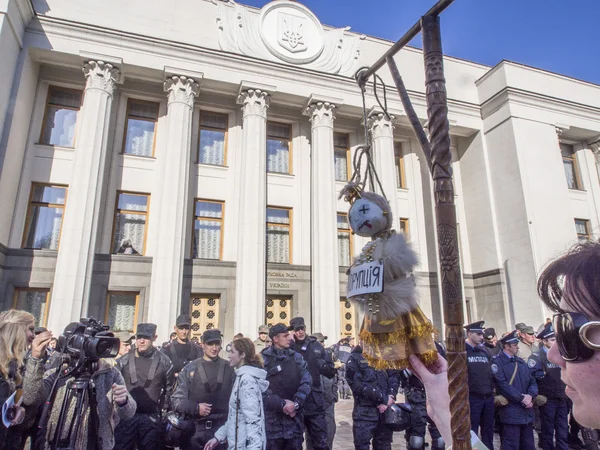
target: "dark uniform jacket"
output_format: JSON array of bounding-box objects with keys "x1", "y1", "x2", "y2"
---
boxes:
[
  {"x1": 527, "y1": 348, "x2": 566, "y2": 400},
  {"x1": 345, "y1": 346, "x2": 400, "y2": 422},
  {"x1": 171, "y1": 357, "x2": 234, "y2": 421},
  {"x1": 290, "y1": 337, "x2": 336, "y2": 415},
  {"x1": 491, "y1": 351, "x2": 538, "y2": 425},
  {"x1": 116, "y1": 347, "x2": 174, "y2": 414},
  {"x1": 161, "y1": 340, "x2": 203, "y2": 375},
  {"x1": 466, "y1": 343, "x2": 494, "y2": 397},
  {"x1": 261, "y1": 346, "x2": 312, "y2": 440},
  {"x1": 484, "y1": 343, "x2": 502, "y2": 357}
]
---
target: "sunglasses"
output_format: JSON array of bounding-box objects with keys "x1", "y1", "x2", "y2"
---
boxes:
[{"x1": 553, "y1": 312, "x2": 600, "y2": 362}]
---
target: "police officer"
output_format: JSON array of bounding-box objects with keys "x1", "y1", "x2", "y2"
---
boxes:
[
  {"x1": 261, "y1": 323, "x2": 312, "y2": 450},
  {"x1": 345, "y1": 345, "x2": 400, "y2": 450},
  {"x1": 333, "y1": 337, "x2": 353, "y2": 399},
  {"x1": 254, "y1": 324, "x2": 271, "y2": 352},
  {"x1": 484, "y1": 328, "x2": 502, "y2": 357},
  {"x1": 464, "y1": 321, "x2": 495, "y2": 450},
  {"x1": 492, "y1": 330, "x2": 538, "y2": 450},
  {"x1": 161, "y1": 314, "x2": 203, "y2": 377},
  {"x1": 289, "y1": 317, "x2": 336, "y2": 450},
  {"x1": 307, "y1": 332, "x2": 338, "y2": 450},
  {"x1": 527, "y1": 323, "x2": 568, "y2": 450},
  {"x1": 114, "y1": 323, "x2": 174, "y2": 450},
  {"x1": 400, "y1": 368, "x2": 445, "y2": 450},
  {"x1": 515, "y1": 323, "x2": 539, "y2": 361},
  {"x1": 171, "y1": 329, "x2": 234, "y2": 450}
]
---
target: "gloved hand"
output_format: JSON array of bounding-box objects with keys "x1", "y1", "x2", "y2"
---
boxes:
[{"x1": 362, "y1": 387, "x2": 382, "y2": 403}]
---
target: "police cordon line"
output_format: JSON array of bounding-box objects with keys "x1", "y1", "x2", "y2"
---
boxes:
[{"x1": 1, "y1": 313, "x2": 598, "y2": 450}]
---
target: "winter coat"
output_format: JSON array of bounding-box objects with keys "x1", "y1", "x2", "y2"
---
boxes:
[
  {"x1": 213, "y1": 365, "x2": 269, "y2": 450},
  {"x1": 21, "y1": 357, "x2": 137, "y2": 450}
]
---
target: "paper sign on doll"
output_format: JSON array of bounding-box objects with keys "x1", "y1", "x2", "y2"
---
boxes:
[{"x1": 348, "y1": 260, "x2": 384, "y2": 297}]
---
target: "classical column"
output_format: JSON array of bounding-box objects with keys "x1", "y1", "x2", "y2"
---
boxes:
[
  {"x1": 148, "y1": 71, "x2": 200, "y2": 339},
  {"x1": 48, "y1": 60, "x2": 121, "y2": 333},
  {"x1": 234, "y1": 88, "x2": 270, "y2": 337},
  {"x1": 306, "y1": 101, "x2": 340, "y2": 341},
  {"x1": 591, "y1": 142, "x2": 600, "y2": 182},
  {"x1": 368, "y1": 111, "x2": 399, "y2": 225}
]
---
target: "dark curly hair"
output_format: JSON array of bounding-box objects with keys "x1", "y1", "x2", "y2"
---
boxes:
[
  {"x1": 537, "y1": 241, "x2": 600, "y2": 318},
  {"x1": 232, "y1": 337, "x2": 263, "y2": 368}
]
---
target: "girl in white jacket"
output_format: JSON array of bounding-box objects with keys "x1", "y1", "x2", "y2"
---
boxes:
[{"x1": 205, "y1": 338, "x2": 269, "y2": 450}]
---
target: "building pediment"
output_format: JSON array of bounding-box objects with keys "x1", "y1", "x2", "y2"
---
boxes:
[{"x1": 215, "y1": 0, "x2": 365, "y2": 77}]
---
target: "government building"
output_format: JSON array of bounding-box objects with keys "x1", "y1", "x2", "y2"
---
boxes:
[{"x1": 1, "y1": 0, "x2": 599, "y2": 343}]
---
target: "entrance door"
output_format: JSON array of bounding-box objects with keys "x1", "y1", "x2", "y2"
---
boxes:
[
  {"x1": 190, "y1": 295, "x2": 220, "y2": 344},
  {"x1": 340, "y1": 298, "x2": 357, "y2": 339},
  {"x1": 265, "y1": 296, "x2": 292, "y2": 328}
]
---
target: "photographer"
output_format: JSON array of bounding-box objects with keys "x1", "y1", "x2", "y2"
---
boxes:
[{"x1": 21, "y1": 321, "x2": 136, "y2": 450}]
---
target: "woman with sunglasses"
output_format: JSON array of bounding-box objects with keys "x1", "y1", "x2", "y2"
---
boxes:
[{"x1": 408, "y1": 241, "x2": 600, "y2": 447}]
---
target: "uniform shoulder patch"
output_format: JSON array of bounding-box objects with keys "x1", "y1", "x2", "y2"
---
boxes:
[
  {"x1": 491, "y1": 364, "x2": 498, "y2": 374},
  {"x1": 527, "y1": 359, "x2": 537, "y2": 368}
]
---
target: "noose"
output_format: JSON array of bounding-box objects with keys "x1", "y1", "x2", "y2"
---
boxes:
[{"x1": 343, "y1": 67, "x2": 390, "y2": 203}]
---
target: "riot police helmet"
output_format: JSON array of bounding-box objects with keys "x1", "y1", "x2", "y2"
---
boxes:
[{"x1": 384, "y1": 402, "x2": 412, "y2": 432}]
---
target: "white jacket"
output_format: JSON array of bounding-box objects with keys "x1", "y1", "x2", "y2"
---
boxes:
[{"x1": 214, "y1": 365, "x2": 269, "y2": 450}]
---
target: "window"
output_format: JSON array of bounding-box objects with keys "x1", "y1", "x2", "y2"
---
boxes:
[
  {"x1": 40, "y1": 86, "x2": 82, "y2": 147},
  {"x1": 575, "y1": 219, "x2": 591, "y2": 242},
  {"x1": 112, "y1": 192, "x2": 149, "y2": 255},
  {"x1": 193, "y1": 200, "x2": 224, "y2": 260},
  {"x1": 265, "y1": 296, "x2": 291, "y2": 328},
  {"x1": 561, "y1": 143, "x2": 582, "y2": 190},
  {"x1": 267, "y1": 122, "x2": 291, "y2": 174},
  {"x1": 23, "y1": 184, "x2": 67, "y2": 250},
  {"x1": 340, "y1": 298, "x2": 356, "y2": 338},
  {"x1": 334, "y1": 133, "x2": 350, "y2": 181},
  {"x1": 399, "y1": 218, "x2": 409, "y2": 239},
  {"x1": 395, "y1": 142, "x2": 406, "y2": 189},
  {"x1": 267, "y1": 207, "x2": 291, "y2": 263},
  {"x1": 337, "y1": 213, "x2": 352, "y2": 267},
  {"x1": 105, "y1": 292, "x2": 138, "y2": 333},
  {"x1": 123, "y1": 99, "x2": 159, "y2": 157},
  {"x1": 190, "y1": 296, "x2": 220, "y2": 343},
  {"x1": 199, "y1": 112, "x2": 227, "y2": 165},
  {"x1": 13, "y1": 289, "x2": 50, "y2": 327}
]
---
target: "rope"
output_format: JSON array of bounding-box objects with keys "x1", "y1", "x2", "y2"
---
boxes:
[{"x1": 351, "y1": 67, "x2": 391, "y2": 201}]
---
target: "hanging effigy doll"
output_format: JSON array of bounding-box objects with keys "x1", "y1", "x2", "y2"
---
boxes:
[{"x1": 340, "y1": 182, "x2": 438, "y2": 370}]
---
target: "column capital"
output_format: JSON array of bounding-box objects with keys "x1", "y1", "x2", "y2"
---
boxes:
[
  {"x1": 237, "y1": 89, "x2": 270, "y2": 120},
  {"x1": 305, "y1": 101, "x2": 336, "y2": 129},
  {"x1": 367, "y1": 111, "x2": 396, "y2": 139},
  {"x1": 82, "y1": 60, "x2": 121, "y2": 95},
  {"x1": 164, "y1": 75, "x2": 200, "y2": 108}
]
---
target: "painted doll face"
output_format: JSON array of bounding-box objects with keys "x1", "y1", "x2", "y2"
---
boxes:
[{"x1": 349, "y1": 198, "x2": 387, "y2": 237}]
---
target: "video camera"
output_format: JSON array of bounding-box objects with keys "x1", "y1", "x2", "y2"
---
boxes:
[{"x1": 57, "y1": 317, "x2": 120, "y2": 363}]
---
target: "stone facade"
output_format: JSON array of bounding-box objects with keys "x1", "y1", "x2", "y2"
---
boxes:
[{"x1": 0, "y1": 0, "x2": 599, "y2": 342}]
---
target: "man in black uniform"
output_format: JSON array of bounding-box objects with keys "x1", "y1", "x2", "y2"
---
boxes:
[
  {"x1": 171, "y1": 329, "x2": 234, "y2": 450},
  {"x1": 465, "y1": 321, "x2": 495, "y2": 450},
  {"x1": 289, "y1": 317, "x2": 336, "y2": 450},
  {"x1": 114, "y1": 323, "x2": 175, "y2": 450},
  {"x1": 345, "y1": 345, "x2": 400, "y2": 450},
  {"x1": 400, "y1": 368, "x2": 445, "y2": 450},
  {"x1": 527, "y1": 323, "x2": 568, "y2": 450},
  {"x1": 484, "y1": 328, "x2": 502, "y2": 357},
  {"x1": 161, "y1": 314, "x2": 203, "y2": 377},
  {"x1": 262, "y1": 323, "x2": 313, "y2": 450}
]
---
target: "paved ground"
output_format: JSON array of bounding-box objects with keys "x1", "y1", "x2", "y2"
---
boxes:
[{"x1": 330, "y1": 396, "x2": 508, "y2": 450}]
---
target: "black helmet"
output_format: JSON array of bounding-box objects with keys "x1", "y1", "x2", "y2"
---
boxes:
[
  {"x1": 384, "y1": 403, "x2": 412, "y2": 432},
  {"x1": 163, "y1": 412, "x2": 195, "y2": 448}
]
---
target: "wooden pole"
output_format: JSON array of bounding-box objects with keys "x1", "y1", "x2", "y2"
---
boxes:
[{"x1": 421, "y1": 14, "x2": 471, "y2": 450}]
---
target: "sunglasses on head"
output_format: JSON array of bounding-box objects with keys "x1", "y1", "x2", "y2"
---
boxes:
[{"x1": 553, "y1": 312, "x2": 600, "y2": 362}]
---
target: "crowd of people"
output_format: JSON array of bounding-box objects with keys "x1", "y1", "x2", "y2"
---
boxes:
[{"x1": 0, "y1": 241, "x2": 599, "y2": 450}]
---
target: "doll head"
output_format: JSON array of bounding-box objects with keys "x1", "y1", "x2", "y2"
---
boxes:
[{"x1": 348, "y1": 191, "x2": 392, "y2": 238}]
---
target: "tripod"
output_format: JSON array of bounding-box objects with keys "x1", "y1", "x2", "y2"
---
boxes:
[{"x1": 39, "y1": 359, "x2": 101, "y2": 450}]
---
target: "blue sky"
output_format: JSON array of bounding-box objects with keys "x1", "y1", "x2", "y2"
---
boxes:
[{"x1": 241, "y1": 0, "x2": 600, "y2": 85}]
